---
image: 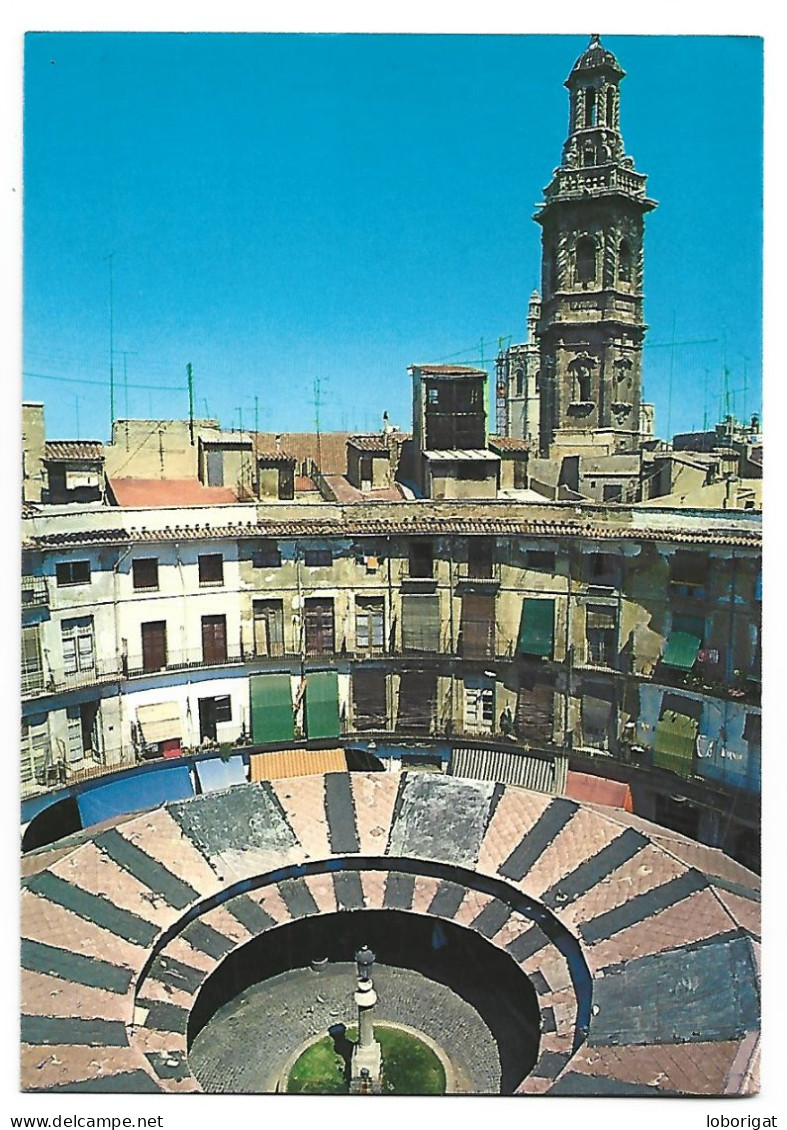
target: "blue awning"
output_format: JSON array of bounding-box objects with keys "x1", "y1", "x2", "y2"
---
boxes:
[
  {"x1": 76, "y1": 765, "x2": 194, "y2": 828},
  {"x1": 195, "y1": 756, "x2": 246, "y2": 793}
]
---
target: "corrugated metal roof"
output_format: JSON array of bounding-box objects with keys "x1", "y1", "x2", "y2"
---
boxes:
[
  {"x1": 451, "y1": 745, "x2": 561, "y2": 794},
  {"x1": 423, "y1": 449, "x2": 501, "y2": 462},
  {"x1": 249, "y1": 747, "x2": 346, "y2": 780},
  {"x1": 44, "y1": 441, "x2": 104, "y2": 462}
]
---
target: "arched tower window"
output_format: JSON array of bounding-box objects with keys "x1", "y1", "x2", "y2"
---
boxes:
[
  {"x1": 575, "y1": 236, "x2": 596, "y2": 285},
  {"x1": 515, "y1": 369, "x2": 524, "y2": 396},
  {"x1": 618, "y1": 239, "x2": 632, "y2": 284},
  {"x1": 583, "y1": 143, "x2": 596, "y2": 167},
  {"x1": 606, "y1": 88, "x2": 616, "y2": 129},
  {"x1": 585, "y1": 87, "x2": 596, "y2": 127}
]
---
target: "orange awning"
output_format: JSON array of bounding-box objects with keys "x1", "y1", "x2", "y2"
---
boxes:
[
  {"x1": 564, "y1": 770, "x2": 633, "y2": 811},
  {"x1": 249, "y1": 747, "x2": 346, "y2": 782}
]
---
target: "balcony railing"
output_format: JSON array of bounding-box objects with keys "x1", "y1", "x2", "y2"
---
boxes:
[
  {"x1": 455, "y1": 561, "x2": 502, "y2": 586},
  {"x1": 22, "y1": 576, "x2": 49, "y2": 608}
]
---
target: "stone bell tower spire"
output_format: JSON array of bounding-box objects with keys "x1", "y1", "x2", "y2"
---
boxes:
[{"x1": 535, "y1": 35, "x2": 657, "y2": 457}]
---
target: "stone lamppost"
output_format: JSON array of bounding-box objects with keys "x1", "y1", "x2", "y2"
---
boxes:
[{"x1": 350, "y1": 945, "x2": 382, "y2": 1093}]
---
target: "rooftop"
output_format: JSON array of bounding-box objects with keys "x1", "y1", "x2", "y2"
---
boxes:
[
  {"x1": 43, "y1": 441, "x2": 104, "y2": 462},
  {"x1": 106, "y1": 478, "x2": 238, "y2": 508}
]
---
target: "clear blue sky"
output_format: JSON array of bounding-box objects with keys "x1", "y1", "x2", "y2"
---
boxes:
[{"x1": 23, "y1": 32, "x2": 763, "y2": 442}]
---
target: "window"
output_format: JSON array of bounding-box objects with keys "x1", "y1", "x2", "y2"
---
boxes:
[
  {"x1": 670, "y1": 552, "x2": 709, "y2": 597},
  {"x1": 606, "y1": 87, "x2": 615, "y2": 128},
  {"x1": 198, "y1": 695, "x2": 232, "y2": 742},
  {"x1": 21, "y1": 713, "x2": 50, "y2": 788},
  {"x1": 575, "y1": 237, "x2": 596, "y2": 285},
  {"x1": 253, "y1": 542, "x2": 281, "y2": 569},
  {"x1": 304, "y1": 598, "x2": 335, "y2": 655},
  {"x1": 401, "y1": 594, "x2": 441, "y2": 653},
  {"x1": 61, "y1": 617, "x2": 95, "y2": 675},
  {"x1": 396, "y1": 670, "x2": 437, "y2": 734},
  {"x1": 132, "y1": 558, "x2": 159, "y2": 590},
  {"x1": 585, "y1": 85, "x2": 597, "y2": 126},
  {"x1": 585, "y1": 605, "x2": 618, "y2": 668},
  {"x1": 464, "y1": 678, "x2": 494, "y2": 735},
  {"x1": 198, "y1": 554, "x2": 224, "y2": 585},
  {"x1": 201, "y1": 614, "x2": 228, "y2": 664},
  {"x1": 618, "y1": 239, "x2": 632, "y2": 284},
  {"x1": 253, "y1": 599, "x2": 285, "y2": 657},
  {"x1": 515, "y1": 368, "x2": 524, "y2": 396},
  {"x1": 603, "y1": 484, "x2": 623, "y2": 502},
  {"x1": 467, "y1": 537, "x2": 494, "y2": 578},
  {"x1": 583, "y1": 552, "x2": 620, "y2": 588},
  {"x1": 353, "y1": 669, "x2": 388, "y2": 731},
  {"x1": 355, "y1": 596, "x2": 385, "y2": 653},
  {"x1": 408, "y1": 541, "x2": 434, "y2": 578},
  {"x1": 205, "y1": 449, "x2": 224, "y2": 487},
  {"x1": 141, "y1": 621, "x2": 168, "y2": 673},
  {"x1": 526, "y1": 549, "x2": 556, "y2": 572},
  {"x1": 304, "y1": 547, "x2": 332, "y2": 567},
  {"x1": 56, "y1": 560, "x2": 90, "y2": 586},
  {"x1": 21, "y1": 626, "x2": 44, "y2": 693},
  {"x1": 460, "y1": 593, "x2": 495, "y2": 658},
  {"x1": 457, "y1": 462, "x2": 488, "y2": 481}
]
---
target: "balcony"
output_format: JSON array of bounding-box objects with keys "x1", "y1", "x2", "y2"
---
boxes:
[
  {"x1": 455, "y1": 560, "x2": 501, "y2": 589},
  {"x1": 22, "y1": 576, "x2": 49, "y2": 608}
]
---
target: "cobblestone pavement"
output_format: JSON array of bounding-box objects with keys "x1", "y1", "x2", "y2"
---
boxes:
[{"x1": 189, "y1": 962, "x2": 502, "y2": 1094}]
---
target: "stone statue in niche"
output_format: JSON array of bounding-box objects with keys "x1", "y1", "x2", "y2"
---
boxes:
[{"x1": 568, "y1": 352, "x2": 597, "y2": 402}]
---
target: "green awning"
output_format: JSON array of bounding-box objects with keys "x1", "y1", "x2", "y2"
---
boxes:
[
  {"x1": 250, "y1": 673, "x2": 294, "y2": 744},
  {"x1": 653, "y1": 710, "x2": 698, "y2": 777},
  {"x1": 661, "y1": 631, "x2": 701, "y2": 671},
  {"x1": 517, "y1": 598, "x2": 555, "y2": 658},
  {"x1": 305, "y1": 670, "x2": 341, "y2": 739}
]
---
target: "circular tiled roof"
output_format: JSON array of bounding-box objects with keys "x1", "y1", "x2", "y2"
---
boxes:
[{"x1": 20, "y1": 773, "x2": 760, "y2": 1096}]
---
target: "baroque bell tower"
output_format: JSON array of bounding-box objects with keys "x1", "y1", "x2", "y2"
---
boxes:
[{"x1": 536, "y1": 35, "x2": 656, "y2": 456}]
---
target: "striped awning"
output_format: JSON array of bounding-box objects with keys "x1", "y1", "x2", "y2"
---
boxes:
[
  {"x1": 653, "y1": 710, "x2": 698, "y2": 777},
  {"x1": 661, "y1": 631, "x2": 701, "y2": 671}
]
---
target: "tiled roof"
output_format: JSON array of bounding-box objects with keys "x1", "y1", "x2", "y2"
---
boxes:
[
  {"x1": 323, "y1": 474, "x2": 404, "y2": 503},
  {"x1": 255, "y1": 432, "x2": 353, "y2": 474},
  {"x1": 488, "y1": 436, "x2": 532, "y2": 454},
  {"x1": 107, "y1": 478, "x2": 238, "y2": 507},
  {"x1": 19, "y1": 772, "x2": 759, "y2": 1096},
  {"x1": 44, "y1": 441, "x2": 104, "y2": 462},
  {"x1": 410, "y1": 364, "x2": 487, "y2": 376},
  {"x1": 256, "y1": 449, "x2": 296, "y2": 463},
  {"x1": 347, "y1": 434, "x2": 391, "y2": 452},
  {"x1": 22, "y1": 510, "x2": 762, "y2": 550}
]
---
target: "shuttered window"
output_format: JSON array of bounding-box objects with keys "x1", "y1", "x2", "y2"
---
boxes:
[
  {"x1": 396, "y1": 671, "x2": 437, "y2": 733},
  {"x1": 355, "y1": 597, "x2": 385, "y2": 653},
  {"x1": 401, "y1": 595, "x2": 441, "y2": 652},
  {"x1": 253, "y1": 599, "x2": 285, "y2": 657},
  {"x1": 353, "y1": 669, "x2": 388, "y2": 731},
  {"x1": 304, "y1": 598, "x2": 335, "y2": 655},
  {"x1": 460, "y1": 593, "x2": 495, "y2": 658},
  {"x1": 61, "y1": 617, "x2": 95, "y2": 675}
]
